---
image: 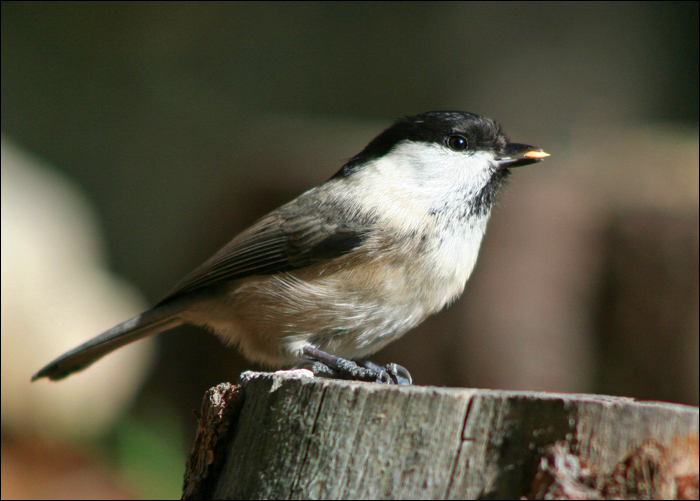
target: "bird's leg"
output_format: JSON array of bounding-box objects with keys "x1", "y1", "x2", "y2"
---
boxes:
[{"x1": 300, "y1": 346, "x2": 412, "y2": 385}]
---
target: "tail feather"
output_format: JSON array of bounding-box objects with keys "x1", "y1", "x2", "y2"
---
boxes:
[{"x1": 32, "y1": 303, "x2": 185, "y2": 381}]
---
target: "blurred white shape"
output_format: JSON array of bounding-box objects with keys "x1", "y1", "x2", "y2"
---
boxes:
[{"x1": 1, "y1": 135, "x2": 154, "y2": 440}]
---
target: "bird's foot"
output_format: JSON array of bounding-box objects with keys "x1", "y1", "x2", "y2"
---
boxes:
[
  {"x1": 297, "y1": 346, "x2": 412, "y2": 385},
  {"x1": 356, "y1": 359, "x2": 413, "y2": 385}
]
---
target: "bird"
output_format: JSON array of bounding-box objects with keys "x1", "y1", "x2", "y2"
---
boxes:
[{"x1": 32, "y1": 111, "x2": 549, "y2": 385}]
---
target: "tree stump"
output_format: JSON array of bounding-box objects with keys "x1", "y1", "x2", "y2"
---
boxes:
[{"x1": 183, "y1": 371, "x2": 699, "y2": 500}]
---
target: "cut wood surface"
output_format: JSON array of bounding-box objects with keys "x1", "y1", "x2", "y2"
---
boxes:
[{"x1": 183, "y1": 371, "x2": 699, "y2": 500}]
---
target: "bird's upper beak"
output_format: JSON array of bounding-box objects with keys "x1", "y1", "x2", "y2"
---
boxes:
[{"x1": 496, "y1": 143, "x2": 550, "y2": 168}]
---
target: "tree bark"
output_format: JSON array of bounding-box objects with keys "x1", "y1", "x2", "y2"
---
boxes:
[{"x1": 183, "y1": 371, "x2": 699, "y2": 500}]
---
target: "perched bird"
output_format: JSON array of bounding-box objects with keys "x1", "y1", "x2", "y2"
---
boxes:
[{"x1": 32, "y1": 111, "x2": 548, "y2": 384}]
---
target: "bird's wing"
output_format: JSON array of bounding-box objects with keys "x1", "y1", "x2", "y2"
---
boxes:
[{"x1": 157, "y1": 197, "x2": 372, "y2": 305}]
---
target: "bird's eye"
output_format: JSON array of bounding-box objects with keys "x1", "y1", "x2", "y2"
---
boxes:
[{"x1": 447, "y1": 135, "x2": 468, "y2": 151}]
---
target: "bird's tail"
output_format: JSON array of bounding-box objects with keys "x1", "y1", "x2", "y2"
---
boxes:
[{"x1": 32, "y1": 301, "x2": 187, "y2": 382}]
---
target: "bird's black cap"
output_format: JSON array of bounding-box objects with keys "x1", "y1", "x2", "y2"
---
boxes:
[{"x1": 335, "y1": 111, "x2": 508, "y2": 178}]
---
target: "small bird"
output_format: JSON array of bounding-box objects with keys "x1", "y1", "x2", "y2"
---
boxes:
[{"x1": 32, "y1": 111, "x2": 548, "y2": 385}]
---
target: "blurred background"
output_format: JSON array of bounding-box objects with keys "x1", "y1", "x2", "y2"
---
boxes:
[{"x1": 2, "y1": 2, "x2": 698, "y2": 499}]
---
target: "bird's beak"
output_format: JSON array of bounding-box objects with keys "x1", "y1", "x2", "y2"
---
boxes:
[{"x1": 496, "y1": 143, "x2": 550, "y2": 168}]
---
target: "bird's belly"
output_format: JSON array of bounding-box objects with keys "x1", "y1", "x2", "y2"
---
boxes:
[{"x1": 183, "y1": 236, "x2": 479, "y2": 366}]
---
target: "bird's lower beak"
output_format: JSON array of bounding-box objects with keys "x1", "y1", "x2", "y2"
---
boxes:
[{"x1": 496, "y1": 143, "x2": 550, "y2": 168}]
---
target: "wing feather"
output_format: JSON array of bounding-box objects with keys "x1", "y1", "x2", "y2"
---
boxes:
[{"x1": 157, "y1": 199, "x2": 371, "y2": 304}]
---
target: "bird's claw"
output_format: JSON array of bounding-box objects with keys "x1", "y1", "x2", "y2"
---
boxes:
[{"x1": 295, "y1": 354, "x2": 412, "y2": 385}]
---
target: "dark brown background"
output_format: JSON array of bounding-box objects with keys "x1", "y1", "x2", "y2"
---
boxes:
[{"x1": 2, "y1": 2, "x2": 697, "y2": 498}]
